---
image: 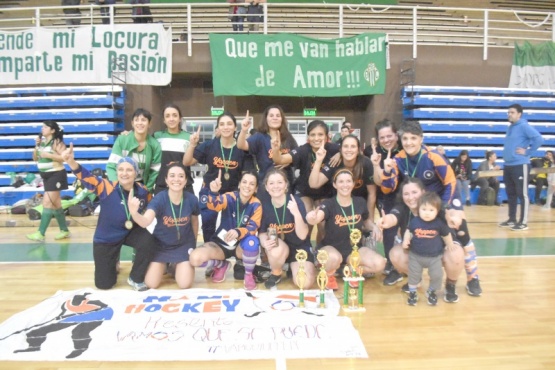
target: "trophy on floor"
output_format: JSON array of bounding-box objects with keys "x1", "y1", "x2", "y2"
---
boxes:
[
  {"x1": 316, "y1": 249, "x2": 329, "y2": 308},
  {"x1": 342, "y1": 229, "x2": 366, "y2": 312},
  {"x1": 295, "y1": 249, "x2": 308, "y2": 308}
]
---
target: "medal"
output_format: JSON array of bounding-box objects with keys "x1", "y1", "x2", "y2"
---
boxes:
[
  {"x1": 125, "y1": 220, "x2": 133, "y2": 230},
  {"x1": 224, "y1": 172, "x2": 230, "y2": 181},
  {"x1": 220, "y1": 139, "x2": 235, "y2": 184}
]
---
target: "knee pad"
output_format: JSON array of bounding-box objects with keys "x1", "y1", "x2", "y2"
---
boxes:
[{"x1": 240, "y1": 235, "x2": 260, "y2": 253}]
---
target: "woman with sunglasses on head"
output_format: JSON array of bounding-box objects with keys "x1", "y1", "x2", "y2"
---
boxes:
[
  {"x1": 306, "y1": 169, "x2": 384, "y2": 290},
  {"x1": 183, "y1": 111, "x2": 245, "y2": 242},
  {"x1": 26, "y1": 120, "x2": 70, "y2": 242},
  {"x1": 259, "y1": 168, "x2": 315, "y2": 289},
  {"x1": 128, "y1": 162, "x2": 199, "y2": 289},
  {"x1": 189, "y1": 170, "x2": 262, "y2": 290},
  {"x1": 271, "y1": 119, "x2": 340, "y2": 243},
  {"x1": 237, "y1": 105, "x2": 298, "y2": 200}
]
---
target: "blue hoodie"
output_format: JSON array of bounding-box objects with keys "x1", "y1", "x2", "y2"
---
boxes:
[{"x1": 503, "y1": 118, "x2": 543, "y2": 166}]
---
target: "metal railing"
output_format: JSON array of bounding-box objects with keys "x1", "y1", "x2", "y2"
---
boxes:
[{"x1": 0, "y1": 3, "x2": 553, "y2": 60}]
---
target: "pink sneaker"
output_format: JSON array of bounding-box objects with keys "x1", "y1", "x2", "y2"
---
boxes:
[
  {"x1": 211, "y1": 261, "x2": 230, "y2": 283},
  {"x1": 244, "y1": 273, "x2": 257, "y2": 290}
]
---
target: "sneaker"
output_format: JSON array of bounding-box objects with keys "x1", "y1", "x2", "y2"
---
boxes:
[
  {"x1": 54, "y1": 230, "x2": 70, "y2": 240},
  {"x1": 326, "y1": 275, "x2": 338, "y2": 290},
  {"x1": 443, "y1": 282, "x2": 459, "y2": 303},
  {"x1": 466, "y1": 277, "x2": 482, "y2": 296},
  {"x1": 510, "y1": 223, "x2": 528, "y2": 231},
  {"x1": 407, "y1": 291, "x2": 418, "y2": 306},
  {"x1": 465, "y1": 200, "x2": 471, "y2": 207},
  {"x1": 383, "y1": 269, "x2": 403, "y2": 286},
  {"x1": 426, "y1": 290, "x2": 438, "y2": 306},
  {"x1": 205, "y1": 266, "x2": 214, "y2": 278},
  {"x1": 244, "y1": 273, "x2": 257, "y2": 290},
  {"x1": 383, "y1": 260, "x2": 394, "y2": 275},
  {"x1": 212, "y1": 261, "x2": 231, "y2": 283},
  {"x1": 127, "y1": 277, "x2": 148, "y2": 292},
  {"x1": 402, "y1": 280, "x2": 420, "y2": 294},
  {"x1": 264, "y1": 273, "x2": 282, "y2": 289},
  {"x1": 498, "y1": 220, "x2": 516, "y2": 228},
  {"x1": 26, "y1": 231, "x2": 45, "y2": 242},
  {"x1": 233, "y1": 259, "x2": 245, "y2": 280},
  {"x1": 253, "y1": 263, "x2": 271, "y2": 282}
]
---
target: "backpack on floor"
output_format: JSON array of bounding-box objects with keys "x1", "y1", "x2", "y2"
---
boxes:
[{"x1": 478, "y1": 187, "x2": 496, "y2": 206}]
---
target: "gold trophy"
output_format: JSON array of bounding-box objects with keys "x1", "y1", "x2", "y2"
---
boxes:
[
  {"x1": 295, "y1": 249, "x2": 308, "y2": 308},
  {"x1": 342, "y1": 229, "x2": 366, "y2": 312},
  {"x1": 316, "y1": 249, "x2": 329, "y2": 308}
]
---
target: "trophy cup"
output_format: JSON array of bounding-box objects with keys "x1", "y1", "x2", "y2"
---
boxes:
[
  {"x1": 342, "y1": 229, "x2": 366, "y2": 312},
  {"x1": 295, "y1": 249, "x2": 308, "y2": 308},
  {"x1": 316, "y1": 249, "x2": 329, "y2": 308}
]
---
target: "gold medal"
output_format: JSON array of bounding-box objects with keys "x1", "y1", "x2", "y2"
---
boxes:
[
  {"x1": 125, "y1": 220, "x2": 133, "y2": 230},
  {"x1": 224, "y1": 172, "x2": 230, "y2": 181},
  {"x1": 280, "y1": 231, "x2": 285, "y2": 240}
]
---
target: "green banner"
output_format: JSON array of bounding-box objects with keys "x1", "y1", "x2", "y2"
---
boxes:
[
  {"x1": 209, "y1": 33, "x2": 386, "y2": 97},
  {"x1": 152, "y1": 1, "x2": 396, "y2": 4},
  {"x1": 509, "y1": 41, "x2": 555, "y2": 90}
]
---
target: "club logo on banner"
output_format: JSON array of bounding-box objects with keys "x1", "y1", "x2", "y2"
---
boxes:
[
  {"x1": 209, "y1": 33, "x2": 387, "y2": 97},
  {"x1": 0, "y1": 24, "x2": 172, "y2": 86},
  {"x1": 0, "y1": 288, "x2": 368, "y2": 361}
]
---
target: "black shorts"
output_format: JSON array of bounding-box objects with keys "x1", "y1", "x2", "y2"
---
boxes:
[
  {"x1": 286, "y1": 243, "x2": 316, "y2": 264},
  {"x1": 41, "y1": 170, "x2": 68, "y2": 192},
  {"x1": 209, "y1": 235, "x2": 239, "y2": 260}
]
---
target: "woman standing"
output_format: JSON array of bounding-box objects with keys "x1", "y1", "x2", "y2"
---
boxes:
[
  {"x1": 237, "y1": 106, "x2": 298, "y2": 199},
  {"x1": 107, "y1": 108, "x2": 161, "y2": 193},
  {"x1": 306, "y1": 169, "x2": 384, "y2": 290},
  {"x1": 259, "y1": 169, "x2": 315, "y2": 289},
  {"x1": 188, "y1": 170, "x2": 262, "y2": 290},
  {"x1": 183, "y1": 111, "x2": 244, "y2": 242},
  {"x1": 271, "y1": 120, "x2": 339, "y2": 242},
  {"x1": 154, "y1": 104, "x2": 195, "y2": 195},
  {"x1": 128, "y1": 163, "x2": 199, "y2": 289},
  {"x1": 26, "y1": 120, "x2": 70, "y2": 242},
  {"x1": 451, "y1": 150, "x2": 473, "y2": 206}
]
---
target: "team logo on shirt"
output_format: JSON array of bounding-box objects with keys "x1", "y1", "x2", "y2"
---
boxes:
[
  {"x1": 413, "y1": 228, "x2": 439, "y2": 239},
  {"x1": 213, "y1": 157, "x2": 239, "y2": 170},
  {"x1": 268, "y1": 148, "x2": 290, "y2": 158},
  {"x1": 268, "y1": 222, "x2": 294, "y2": 234},
  {"x1": 423, "y1": 170, "x2": 434, "y2": 180},
  {"x1": 200, "y1": 195, "x2": 208, "y2": 204},
  {"x1": 334, "y1": 214, "x2": 362, "y2": 227}
]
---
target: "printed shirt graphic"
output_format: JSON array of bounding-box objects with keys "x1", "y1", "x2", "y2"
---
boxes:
[
  {"x1": 154, "y1": 130, "x2": 194, "y2": 189},
  {"x1": 36, "y1": 140, "x2": 65, "y2": 172},
  {"x1": 260, "y1": 194, "x2": 312, "y2": 250},
  {"x1": 319, "y1": 196, "x2": 368, "y2": 253},
  {"x1": 206, "y1": 191, "x2": 262, "y2": 240},
  {"x1": 194, "y1": 137, "x2": 245, "y2": 192},
  {"x1": 147, "y1": 190, "x2": 199, "y2": 249},
  {"x1": 407, "y1": 217, "x2": 450, "y2": 257},
  {"x1": 290, "y1": 142, "x2": 339, "y2": 199}
]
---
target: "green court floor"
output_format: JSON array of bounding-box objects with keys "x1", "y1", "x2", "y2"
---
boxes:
[{"x1": 1, "y1": 238, "x2": 554, "y2": 263}]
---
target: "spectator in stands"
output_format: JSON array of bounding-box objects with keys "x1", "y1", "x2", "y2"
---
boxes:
[
  {"x1": 128, "y1": 162, "x2": 199, "y2": 289},
  {"x1": 246, "y1": 0, "x2": 265, "y2": 32},
  {"x1": 332, "y1": 121, "x2": 352, "y2": 143},
  {"x1": 543, "y1": 151, "x2": 555, "y2": 210},
  {"x1": 499, "y1": 104, "x2": 543, "y2": 231},
  {"x1": 472, "y1": 151, "x2": 501, "y2": 206},
  {"x1": 95, "y1": 0, "x2": 116, "y2": 25},
  {"x1": 435, "y1": 145, "x2": 450, "y2": 165},
  {"x1": 153, "y1": 104, "x2": 194, "y2": 195},
  {"x1": 107, "y1": 108, "x2": 161, "y2": 193},
  {"x1": 333, "y1": 125, "x2": 351, "y2": 146},
  {"x1": 26, "y1": 121, "x2": 70, "y2": 242},
  {"x1": 237, "y1": 106, "x2": 298, "y2": 200},
  {"x1": 530, "y1": 151, "x2": 553, "y2": 205},
  {"x1": 61, "y1": 144, "x2": 156, "y2": 291},
  {"x1": 451, "y1": 150, "x2": 473, "y2": 206},
  {"x1": 129, "y1": 0, "x2": 153, "y2": 24},
  {"x1": 228, "y1": 0, "x2": 247, "y2": 32},
  {"x1": 62, "y1": 0, "x2": 83, "y2": 26}
]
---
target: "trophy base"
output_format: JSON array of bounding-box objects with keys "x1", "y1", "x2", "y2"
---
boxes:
[{"x1": 342, "y1": 305, "x2": 366, "y2": 313}]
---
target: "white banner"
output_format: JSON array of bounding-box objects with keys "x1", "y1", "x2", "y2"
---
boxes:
[
  {"x1": 509, "y1": 65, "x2": 555, "y2": 90},
  {"x1": 0, "y1": 24, "x2": 172, "y2": 86},
  {"x1": 0, "y1": 288, "x2": 368, "y2": 361}
]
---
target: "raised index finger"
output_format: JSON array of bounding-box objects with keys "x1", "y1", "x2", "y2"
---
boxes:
[{"x1": 217, "y1": 169, "x2": 222, "y2": 180}]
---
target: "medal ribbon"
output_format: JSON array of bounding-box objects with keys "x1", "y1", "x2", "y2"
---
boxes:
[
  {"x1": 405, "y1": 149, "x2": 424, "y2": 177},
  {"x1": 236, "y1": 196, "x2": 248, "y2": 228},
  {"x1": 118, "y1": 185, "x2": 132, "y2": 226},
  {"x1": 271, "y1": 196, "x2": 287, "y2": 239},
  {"x1": 169, "y1": 193, "x2": 183, "y2": 240},
  {"x1": 337, "y1": 196, "x2": 356, "y2": 234},
  {"x1": 220, "y1": 139, "x2": 235, "y2": 180}
]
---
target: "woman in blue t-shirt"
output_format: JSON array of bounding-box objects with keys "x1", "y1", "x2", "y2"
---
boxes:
[{"x1": 129, "y1": 162, "x2": 199, "y2": 289}]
